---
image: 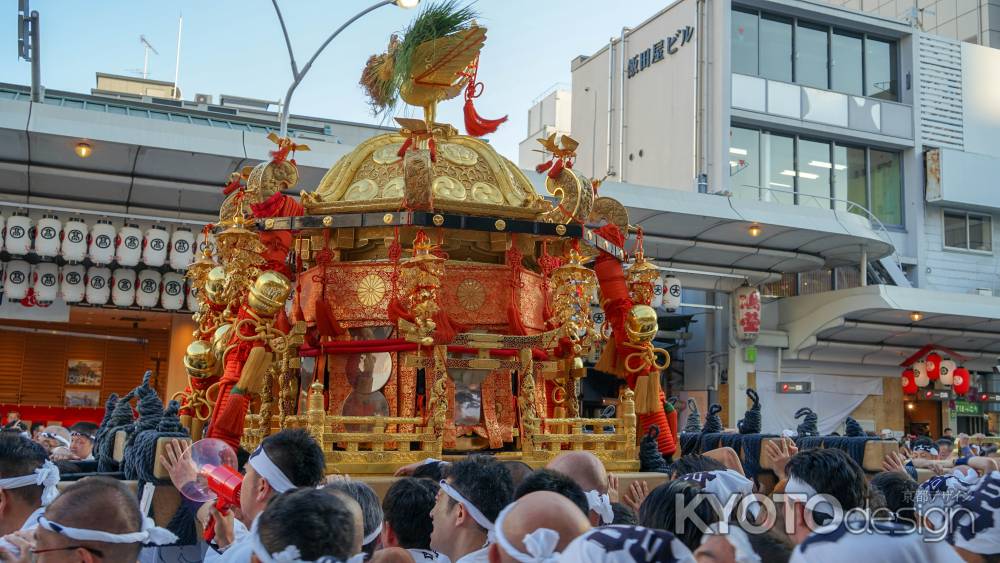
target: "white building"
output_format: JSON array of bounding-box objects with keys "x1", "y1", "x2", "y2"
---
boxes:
[
  {"x1": 517, "y1": 85, "x2": 572, "y2": 169},
  {"x1": 566, "y1": 0, "x2": 1000, "y2": 436}
]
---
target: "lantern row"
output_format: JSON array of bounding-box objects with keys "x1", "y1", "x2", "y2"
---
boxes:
[
  {"x1": 902, "y1": 351, "x2": 972, "y2": 395},
  {"x1": 0, "y1": 212, "x2": 212, "y2": 269},
  {"x1": 1, "y1": 260, "x2": 196, "y2": 310}
]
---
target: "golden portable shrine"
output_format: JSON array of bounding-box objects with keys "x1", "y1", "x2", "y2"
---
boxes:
[{"x1": 174, "y1": 3, "x2": 680, "y2": 474}]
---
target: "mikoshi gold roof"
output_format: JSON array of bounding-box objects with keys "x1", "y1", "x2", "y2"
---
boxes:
[{"x1": 301, "y1": 131, "x2": 552, "y2": 220}]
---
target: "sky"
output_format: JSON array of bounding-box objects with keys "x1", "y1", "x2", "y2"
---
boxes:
[{"x1": 0, "y1": 0, "x2": 667, "y2": 161}]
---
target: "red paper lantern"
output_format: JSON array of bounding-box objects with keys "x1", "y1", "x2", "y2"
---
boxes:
[
  {"x1": 901, "y1": 368, "x2": 918, "y2": 394},
  {"x1": 953, "y1": 367, "x2": 971, "y2": 395},
  {"x1": 925, "y1": 352, "x2": 942, "y2": 381}
]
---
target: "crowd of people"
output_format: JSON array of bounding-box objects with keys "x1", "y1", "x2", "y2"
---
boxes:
[{"x1": 1, "y1": 413, "x2": 1000, "y2": 562}]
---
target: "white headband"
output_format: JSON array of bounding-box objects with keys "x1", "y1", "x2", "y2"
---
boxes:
[
  {"x1": 702, "y1": 524, "x2": 761, "y2": 563},
  {"x1": 493, "y1": 502, "x2": 561, "y2": 563},
  {"x1": 584, "y1": 490, "x2": 614, "y2": 525},
  {"x1": 38, "y1": 516, "x2": 178, "y2": 546},
  {"x1": 250, "y1": 532, "x2": 365, "y2": 563},
  {"x1": 0, "y1": 460, "x2": 60, "y2": 505},
  {"x1": 439, "y1": 480, "x2": 494, "y2": 533},
  {"x1": 914, "y1": 445, "x2": 939, "y2": 456},
  {"x1": 249, "y1": 445, "x2": 296, "y2": 493},
  {"x1": 784, "y1": 476, "x2": 835, "y2": 520},
  {"x1": 41, "y1": 432, "x2": 70, "y2": 448},
  {"x1": 363, "y1": 521, "x2": 383, "y2": 546}
]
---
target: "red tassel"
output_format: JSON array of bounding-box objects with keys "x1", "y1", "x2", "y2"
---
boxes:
[
  {"x1": 397, "y1": 137, "x2": 413, "y2": 158},
  {"x1": 547, "y1": 159, "x2": 564, "y2": 179},
  {"x1": 428, "y1": 137, "x2": 437, "y2": 162},
  {"x1": 387, "y1": 296, "x2": 414, "y2": 324},
  {"x1": 463, "y1": 97, "x2": 507, "y2": 137},
  {"x1": 314, "y1": 297, "x2": 346, "y2": 339},
  {"x1": 535, "y1": 160, "x2": 553, "y2": 174},
  {"x1": 639, "y1": 399, "x2": 677, "y2": 457},
  {"x1": 432, "y1": 309, "x2": 466, "y2": 345},
  {"x1": 208, "y1": 392, "x2": 248, "y2": 450}
]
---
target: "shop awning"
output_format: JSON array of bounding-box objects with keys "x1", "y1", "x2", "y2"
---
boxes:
[
  {"x1": 527, "y1": 174, "x2": 895, "y2": 281},
  {"x1": 778, "y1": 285, "x2": 1000, "y2": 371}
]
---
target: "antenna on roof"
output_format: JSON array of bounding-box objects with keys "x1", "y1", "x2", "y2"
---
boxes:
[{"x1": 139, "y1": 35, "x2": 159, "y2": 80}]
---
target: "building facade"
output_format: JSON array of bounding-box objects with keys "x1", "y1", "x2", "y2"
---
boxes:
[
  {"x1": 823, "y1": 0, "x2": 1000, "y2": 47},
  {"x1": 564, "y1": 0, "x2": 1000, "y2": 436},
  {"x1": 517, "y1": 86, "x2": 572, "y2": 169}
]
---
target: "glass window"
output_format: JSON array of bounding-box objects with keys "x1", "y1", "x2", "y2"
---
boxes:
[
  {"x1": 763, "y1": 133, "x2": 795, "y2": 204},
  {"x1": 944, "y1": 211, "x2": 969, "y2": 249},
  {"x1": 869, "y1": 149, "x2": 902, "y2": 225},
  {"x1": 796, "y1": 22, "x2": 829, "y2": 89},
  {"x1": 732, "y1": 10, "x2": 759, "y2": 75},
  {"x1": 833, "y1": 145, "x2": 867, "y2": 214},
  {"x1": 831, "y1": 32, "x2": 863, "y2": 96},
  {"x1": 969, "y1": 214, "x2": 992, "y2": 251},
  {"x1": 946, "y1": 211, "x2": 993, "y2": 251},
  {"x1": 865, "y1": 38, "x2": 897, "y2": 100},
  {"x1": 730, "y1": 127, "x2": 760, "y2": 199},
  {"x1": 760, "y1": 15, "x2": 793, "y2": 82},
  {"x1": 797, "y1": 139, "x2": 832, "y2": 207}
]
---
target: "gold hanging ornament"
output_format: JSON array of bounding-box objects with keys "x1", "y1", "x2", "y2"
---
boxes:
[
  {"x1": 550, "y1": 248, "x2": 599, "y2": 356},
  {"x1": 399, "y1": 230, "x2": 444, "y2": 346}
]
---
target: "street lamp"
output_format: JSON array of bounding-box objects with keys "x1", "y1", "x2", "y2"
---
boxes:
[{"x1": 271, "y1": 0, "x2": 421, "y2": 137}]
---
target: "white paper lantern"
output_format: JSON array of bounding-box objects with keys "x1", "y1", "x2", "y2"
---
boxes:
[
  {"x1": 33, "y1": 262, "x2": 59, "y2": 302},
  {"x1": 161, "y1": 272, "x2": 186, "y2": 310},
  {"x1": 663, "y1": 275, "x2": 682, "y2": 312},
  {"x1": 913, "y1": 361, "x2": 930, "y2": 387},
  {"x1": 136, "y1": 269, "x2": 161, "y2": 308},
  {"x1": 61, "y1": 264, "x2": 86, "y2": 303},
  {"x1": 143, "y1": 226, "x2": 170, "y2": 267},
  {"x1": 651, "y1": 274, "x2": 664, "y2": 308},
  {"x1": 111, "y1": 268, "x2": 137, "y2": 307},
  {"x1": 61, "y1": 219, "x2": 88, "y2": 263},
  {"x1": 5, "y1": 213, "x2": 32, "y2": 256},
  {"x1": 733, "y1": 284, "x2": 761, "y2": 344},
  {"x1": 116, "y1": 224, "x2": 143, "y2": 267},
  {"x1": 85, "y1": 266, "x2": 111, "y2": 305},
  {"x1": 939, "y1": 359, "x2": 957, "y2": 386},
  {"x1": 89, "y1": 220, "x2": 116, "y2": 265},
  {"x1": 169, "y1": 228, "x2": 196, "y2": 270},
  {"x1": 4, "y1": 260, "x2": 30, "y2": 300},
  {"x1": 196, "y1": 231, "x2": 216, "y2": 255},
  {"x1": 187, "y1": 282, "x2": 199, "y2": 311},
  {"x1": 34, "y1": 215, "x2": 62, "y2": 258},
  {"x1": 0, "y1": 214, "x2": 5, "y2": 252}
]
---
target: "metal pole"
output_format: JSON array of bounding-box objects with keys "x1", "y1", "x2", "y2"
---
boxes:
[
  {"x1": 30, "y1": 11, "x2": 40, "y2": 102},
  {"x1": 172, "y1": 14, "x2": 183, "y2": 99},
  {"x1": 276, "y1": 0, "x2": 394, "y2": 137},
  {"x1": 860, "y1": 245, "x2": 868, "y2": 286}
]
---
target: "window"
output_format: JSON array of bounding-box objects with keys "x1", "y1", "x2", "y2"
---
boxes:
[
  {"x1": 831, "y1": 32, "x2": 864, "y2": 96},
  {"x1": 732, "y1": 9, "x2": 759, "y2": 75},
  {"x1": 796, "y1": 22, "x2": 829, "y2": 89},
  {"x1": 731, "y1": 7, "x2": 897, "y2": 100},
  {"x1": 797, "y1": 139, "x2": 832, "y2": 207},
  {"x1": 764, "y1": 133, "x2": 795, "y2": 205},
  {"x1": 944, "y1": 211, "x2": 993, "y2": 252},
  {"x1": 833, "y1": 145, "x2": 867, "y2": 215},
  {"x1": 731, "y1": 125, "x2": 903, "y2": 225},
  {"x1": 760, "y1": 15, "x2": 792, "y2": 82},
  {"x1": 869, "y1": 150, "x2": 902, "y2": 225},
  {"x1": 730, "y1": 127, "x2": 760, "y2": 199},
  {"x1": 865, "y1": 38, "x2": 897, "y2": 100}
]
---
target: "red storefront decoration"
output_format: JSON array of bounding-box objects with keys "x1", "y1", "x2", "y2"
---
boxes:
[
  {"x1": 902, "y1": 368, "x2": 918, "y2": 395},
  {"x1": 925, "y1": 352, "x2": 942, "y2": 381},
  {"x1": 733, "y1": 283, "x2": 761, "y2": 344}
]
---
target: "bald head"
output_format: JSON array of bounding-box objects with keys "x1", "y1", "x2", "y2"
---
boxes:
[
  {"x1": 546, "y1": 451, "x2": 608, "y2": 493},
  {"x1": 491, "y1": 492, "x2": 590, "y2": 563},
  {"x1": 39, "y1": 477, "x2": 143, "y2": 562}
]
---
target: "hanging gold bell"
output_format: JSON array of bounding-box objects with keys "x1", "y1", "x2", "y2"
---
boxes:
[{"x1": 248, "y1": 271, "x2": 292, "y2": 316}]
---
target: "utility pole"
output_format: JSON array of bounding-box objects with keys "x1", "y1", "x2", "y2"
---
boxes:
[{"x1": 17, "y1": 0, "x2": 41, "y2": 102}]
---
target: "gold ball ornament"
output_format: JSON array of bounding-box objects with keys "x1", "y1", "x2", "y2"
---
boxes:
[
  {"x1": 625, "y1": 304, "x2": 659, "y2": 344},
  {"x1": 211, "y1": 323, "x2": 233, "y2": 363},
  {"x1": 183, "y1": 340, "x2": 218, "y2": 377},
  {"x1": 204, "y1": 266, "x2": 227, "y2": 305},
  {"x1": 248, "y1": 270, "x2": 291, "y2": 316}
]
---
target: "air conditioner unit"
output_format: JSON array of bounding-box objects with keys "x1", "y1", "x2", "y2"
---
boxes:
[
  {"x1": 975, "y1": 288, "x2": 993, "y2": 297},
  {"x1": 194, "y1": 93, "x2": 213, "y2": 105}
]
